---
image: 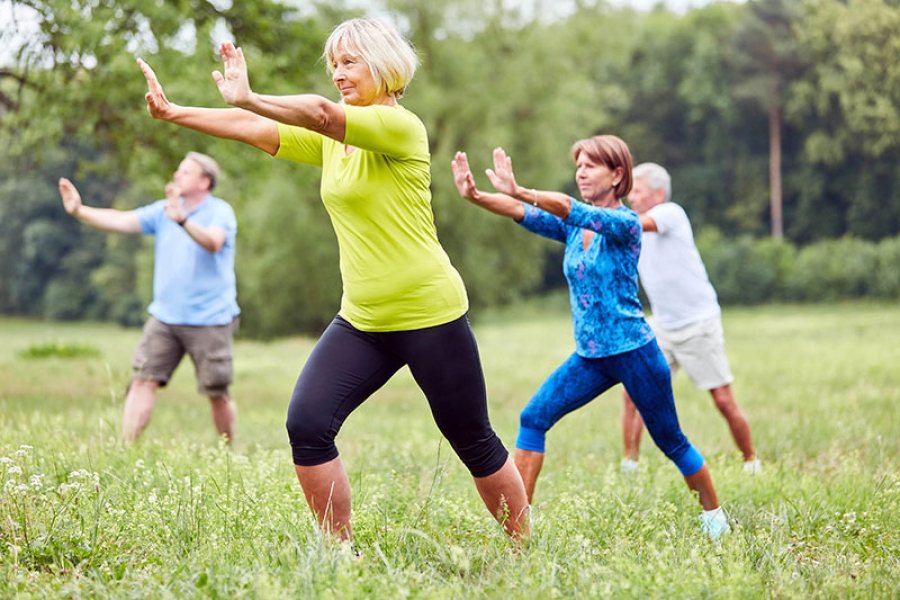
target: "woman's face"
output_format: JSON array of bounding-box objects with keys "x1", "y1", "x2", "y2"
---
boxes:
[
  {"x1": 331, "y1": 46, "x2": 390, "y2": 106},
  {"x1": 574, "y1": 153, "x2": 622, "y2": 206}
]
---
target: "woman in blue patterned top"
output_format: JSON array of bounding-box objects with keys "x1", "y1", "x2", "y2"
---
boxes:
[{"x1": 452, "y1": 137, "x2": 729, "y2": 539}]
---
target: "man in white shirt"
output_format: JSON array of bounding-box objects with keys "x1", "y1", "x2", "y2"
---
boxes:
[{"x1": 622, "y1": 162, "x2": 759, "y2": 474}]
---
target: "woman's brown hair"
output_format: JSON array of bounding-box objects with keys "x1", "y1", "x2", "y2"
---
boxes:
[{"x1": 571, "y1": 135, "x2": 633, "y2": 199}]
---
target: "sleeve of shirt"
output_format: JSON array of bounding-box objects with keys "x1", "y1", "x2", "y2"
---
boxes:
[
  {"x1": 275, "y1": 123, "x2": 325, "y2": 166},
  {"x1": 564, "y1": 200, "x2": 640, "y2": 246},
  {"x1": 220, "y1": 204, "x2": 238, "y2": 245},
  {"x1": 342, "y1": 104, "x2": 425, "y2": 159},
  {"x1": 518, "y1": 204, "x2": 568, "y2": 243},
  {"x1": 209, "y1": 200, "x2": 238, "y2": 242},
  {"x1": 647, "y1": 202, "x2": 684, "y2": 236},
  {"x1": 133, "y1": 200, "x2": 166, "y2": 235}
]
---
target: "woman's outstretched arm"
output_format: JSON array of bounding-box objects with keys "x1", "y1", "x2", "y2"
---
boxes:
[
  {"x1": 211, "y1": 42, "x2": 347, "y2": 144},
  {"x1": 139, "y1": 58, "x2": 280, "y2": 156}
]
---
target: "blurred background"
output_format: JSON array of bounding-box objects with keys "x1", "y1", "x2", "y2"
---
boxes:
[{"x1": 2, "y1": 0, "x2": 899, "y2": 339}]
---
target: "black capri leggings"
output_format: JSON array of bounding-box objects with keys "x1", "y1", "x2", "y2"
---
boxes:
[{"x1": 285, "y1": 313, "x2": 509, "y2": 478}]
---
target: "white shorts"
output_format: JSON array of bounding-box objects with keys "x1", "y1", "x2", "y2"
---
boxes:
[{"x1": 649, "y1": 315, "x2": 734, "y2": 390}]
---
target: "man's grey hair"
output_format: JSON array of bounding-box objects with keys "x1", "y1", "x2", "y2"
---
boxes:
[
  {"x1": 186, "y1": 152, "x2": 220, "y2": 190},
  {"x1": 633, "y1": 162, "x2": 671, "y2": 203}
]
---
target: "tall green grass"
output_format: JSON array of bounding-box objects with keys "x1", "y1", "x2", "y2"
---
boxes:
[{"x1": 1, "y1": 302, "x2": 898, "y2": 598}]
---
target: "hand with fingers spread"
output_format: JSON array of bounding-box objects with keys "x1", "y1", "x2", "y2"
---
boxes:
[
  {"x1": 451, "y1": 152, "x2": 479, "y2": 201},
  {"x1": 485, "y1": 147, "x2": 521, "y2": 197},
  {"x1": 138, "y1": 58, "x2": 177, "y2": 120},
  {"x1": 58, "y1": 178, "x2": 83, "y2": 216},
  {"x1": 212, "y1": 42, "x2": 253, "y2": 108}
]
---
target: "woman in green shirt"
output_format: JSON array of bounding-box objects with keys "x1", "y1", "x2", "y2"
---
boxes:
[{"x1": 139, "y1": 18, "x2": 529, "y2": 544}]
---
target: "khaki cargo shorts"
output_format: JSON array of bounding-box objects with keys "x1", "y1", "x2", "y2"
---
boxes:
[
  {"x1": 132, "y1": 316, "x2": 239, "y2": 397},
  {"x1": 650, "y1": 315, "x2": 734, "y2": 390}
]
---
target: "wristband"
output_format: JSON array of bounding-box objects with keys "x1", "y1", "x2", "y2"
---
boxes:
[{"x1": 178, "y1": 217, "x2": 188, "y2": 227}]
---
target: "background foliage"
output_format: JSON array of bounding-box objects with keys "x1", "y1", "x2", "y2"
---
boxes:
[{"x1": 2, "y1": 0, "x2": 900, "y2": 337}]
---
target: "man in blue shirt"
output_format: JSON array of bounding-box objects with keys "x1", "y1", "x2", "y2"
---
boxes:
[{"x1": 58, "y1": 152, "x2": 240, "y2": 443}]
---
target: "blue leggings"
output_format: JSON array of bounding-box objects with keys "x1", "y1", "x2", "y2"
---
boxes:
[
  {"x1": 286, "y1": 313, "x2": 509, "y2": 478},
  {"x1": 516, "y1": 340, "x2": 704, "y2": 476}
]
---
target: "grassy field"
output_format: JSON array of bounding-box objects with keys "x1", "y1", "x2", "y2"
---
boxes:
[{"x1": 1, "y1": 300, "x2": 898, "y2": 598}]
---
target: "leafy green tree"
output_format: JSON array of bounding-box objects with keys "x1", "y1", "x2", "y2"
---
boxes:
[
  {"x1": 786, "y1": 0, "x2": 900, "y2": 241},
  {"x1": 728, "y1": 0, "x2": 809, "y2": 239},
  {"x1": 5, "y1": 0, "x2": 900, "y2": 335},
  {"x1": 791, "y1": 0, "x2": 900, "y2": 164},
  {"x1": 1, "y1": 0, "x2": 333, "y2": 334}
]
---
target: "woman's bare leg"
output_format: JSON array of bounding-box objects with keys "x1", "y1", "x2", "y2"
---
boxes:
[
  {"x1": 684, "y1": 464, "x2": 719, "y2": 510},
  {"x1": 294, "y1": 456, "x2": 353, "y2": 541},
  {"x1": 474, "y1": 456, "x2": 531, "y2": 540},
  {"x1": 513, "y1": 448, "x2": 545, "y2": 505}
]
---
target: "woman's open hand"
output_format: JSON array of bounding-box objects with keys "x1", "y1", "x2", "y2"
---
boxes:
[
  {"x1": 138, "y1": 58, "x2": 176, "y2": 120},
  {"x1": 451, "y1": 152, "x2": 479, "y2": 201},
  {"x1": 212, "y1": 42, "x2": 253, "y2": 107},
  {"x1": 485, "y1": 147, "x2": 520, "y2": 197}
]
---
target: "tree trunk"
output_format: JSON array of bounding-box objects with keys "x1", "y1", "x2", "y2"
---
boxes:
[{"x1": 768, "y1": 102, "x2": 783, "y2": 240}]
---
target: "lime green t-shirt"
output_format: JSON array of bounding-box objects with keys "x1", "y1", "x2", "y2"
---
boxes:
[{"x1": 274, "y1": 104, "x2": 468, "y2": 331}]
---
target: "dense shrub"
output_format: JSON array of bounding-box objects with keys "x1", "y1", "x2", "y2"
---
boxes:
[
  {"x1": 696, "y1": 229, "x2": 898, "y2": 305},
  {"x1": 699, "y1": 231, "x2": 781, "y2": 304},
  {"x1": 873, "y1": 237, "x2": 900, "y2": 300},
  {"x1": 790, "y1": 237, "x2": 879, "y2": 301}
]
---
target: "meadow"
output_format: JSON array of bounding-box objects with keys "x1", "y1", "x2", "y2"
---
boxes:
[{"x1": 1, "y1": 299, "x2": 898, "y2": 598}]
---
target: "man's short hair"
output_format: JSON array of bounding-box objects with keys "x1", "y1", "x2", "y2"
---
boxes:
[
  {"x1": 186, "y1": 152, "x2": 220, "y2": 190},
  {"x1": 633, "y1": 162, "x2": 671, "y2": 203}
]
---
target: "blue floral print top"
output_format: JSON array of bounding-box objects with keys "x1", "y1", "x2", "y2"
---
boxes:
[{"x1": 519, "y1": 199, "x2": 654, "y2": 358}]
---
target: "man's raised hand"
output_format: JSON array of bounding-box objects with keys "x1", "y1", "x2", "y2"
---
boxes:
[{"x1": 58, "y1": 178, "x2": 83, "y2": 216}]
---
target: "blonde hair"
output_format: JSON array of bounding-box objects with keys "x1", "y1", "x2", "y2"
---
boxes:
[
  {"x1": 323, "y1": 18, "x2": 419, "y2": 99},
  {"x1": 571, "y1": 135, "x2": 633, "y2": 199},
  {"x1": 185, "y1": 152, "x2": 220, "y2": 190}
]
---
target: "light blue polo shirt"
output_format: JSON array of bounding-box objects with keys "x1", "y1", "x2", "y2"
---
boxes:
[{"x1": 134, "y1": 194, "x2": 239, "y2": 326}]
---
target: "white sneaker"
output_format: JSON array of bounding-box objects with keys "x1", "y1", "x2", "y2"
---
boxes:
[
  {"x1": 743, "y1": 458, "x2": 761, "y2": 475},
  {"x1": 699, "y1": 507, "x2": 731, "y2": 541},
  {"x1": 620, "y1": 458, "x2": 640, "y2": 473}
]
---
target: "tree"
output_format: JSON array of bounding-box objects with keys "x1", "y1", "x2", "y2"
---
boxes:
[
  {"x1": 728, "y1": 0, "x2": 808, "y2": 239},
  {"x1": 791, "y1": 0, "x2": 900, "y2": 163},
  {"x1": 0, "y1": 0, "x2": 334, "y2": 334}
]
